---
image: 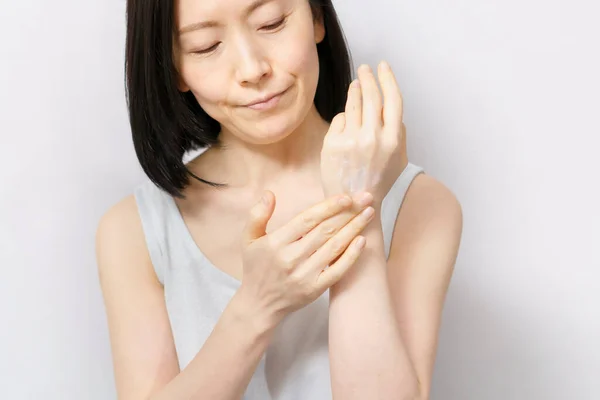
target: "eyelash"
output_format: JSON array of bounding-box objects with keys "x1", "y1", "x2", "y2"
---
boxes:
[
  {"x1": 262, "y1": 17, "x2": 287, "y2": 31},
  {"x1": 193, "y1": 17, "x2": 287, "y2": 55}
]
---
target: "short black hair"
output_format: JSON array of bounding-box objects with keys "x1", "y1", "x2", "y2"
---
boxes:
[{"x1": 125, "y1": 0, "x2": 353, "y2": 198}]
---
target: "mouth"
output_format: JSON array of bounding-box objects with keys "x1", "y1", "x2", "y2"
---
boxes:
[{"x1": 244, "y1": 87, "x2": 289, "y2": 111}]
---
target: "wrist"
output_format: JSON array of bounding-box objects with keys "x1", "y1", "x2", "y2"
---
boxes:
[
  {"x1": 365, "y1": 206, "x2": 383, "y2": 233},
  {"x1": 362, "y1": 211, "x2": 386, "y2": 255},
  {"x1": 231, "y1": 288, "x2": 281, "y2": 338}
]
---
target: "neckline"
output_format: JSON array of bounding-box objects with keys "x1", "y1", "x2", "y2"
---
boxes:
[{"x1": 164, "y1": 193, "x2": 242, "y2": 289}]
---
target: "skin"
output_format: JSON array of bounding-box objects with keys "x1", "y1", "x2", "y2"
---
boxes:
[
  {"x1": 174, "y1": 0, "x2": 329, "y2": 192},
  {"x1": 96, "y1": 0, "x2": 463, "y2": 399},
  {"x1": 321, "y1": 63, "x2": 406, "y2": 202}
]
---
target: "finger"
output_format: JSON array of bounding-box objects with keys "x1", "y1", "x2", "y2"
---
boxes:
[
  {"x1": 271, "y1": 194, "x2": 354, "y2": 245},
  {"x1": 400, "y1": 121, "x2": 407, "y2": 152},
  {"x1": 378, "y1": 60, "x2": 403, "y2": 132},
  {"x1": 285, "y1": 197, "x2": 372, "y2": 262},
  {"x1": 315, "y1": 235, "x2": 366, "y2": 289},
  {"x1": 242, "y1": 190, "x2": 276, "y2": 247},
  {"x1": 327, "y1": 112, "x2": 346, "y2": 135},
  {"x1": 304, "y1": 205, "x2": 375, "y2": 272},
  {"x1": 345, "y1": 78, "x2": 362, "y2": 127},
  {"x1": 357, "y1": 64, "x2": 382, "y2": 130}
]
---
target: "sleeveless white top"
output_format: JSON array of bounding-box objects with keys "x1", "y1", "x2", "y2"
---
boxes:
[{"x1": 134, "y1": 162, "x2": 424, "y2": 399}]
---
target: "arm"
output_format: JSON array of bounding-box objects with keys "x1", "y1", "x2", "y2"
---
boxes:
[
  {"x1": 328, "y1": 174, "x2": 462, "y2": 399},
  {"x1": 96, "y1": 196, "x2": 276, "y2": 400}
]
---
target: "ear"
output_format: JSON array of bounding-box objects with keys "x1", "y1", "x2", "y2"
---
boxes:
[{"x1": 313, "y1": 8, "x2": 325, "y2": 44}]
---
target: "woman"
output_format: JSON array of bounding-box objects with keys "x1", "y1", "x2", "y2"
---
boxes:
[{"x1": 96, "y1": 0, "x2": 463, "y2": 399}]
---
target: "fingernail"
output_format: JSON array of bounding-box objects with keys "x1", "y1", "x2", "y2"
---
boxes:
[
  {"x1": 380, "y1": 60, "x2": 390, "y2": 70},
  {"x1": 352, "y1": 79, "x2": 360, "y2": 88},
  {"x1": 354, "y1": 236, "x2": 366, "y2": 250},
  {"x1": 362, "y1": 206, "x2": 375, "y2": 219},
  {"x1": 262, "y1": 193, "x2": 269, "y2": 205}
]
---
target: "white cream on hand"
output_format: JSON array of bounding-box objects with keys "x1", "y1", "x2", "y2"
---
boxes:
[{"x1": 334, "y1": 155, "x2": 382, "y2": 194}]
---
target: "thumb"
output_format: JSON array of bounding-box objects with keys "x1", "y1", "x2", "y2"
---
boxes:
[
  {"x1": 242, "y1": 190, "x2": 275, "y2": 247},
  {"x1": 327, "y1": 112, "x2": 346, "y2": 135}
]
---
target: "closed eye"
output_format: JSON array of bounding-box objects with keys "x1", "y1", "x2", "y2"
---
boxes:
[
  {"x1": 193, "y1": 43, "x2": 220, "y2": 55},
  {"x1": 261, "y1": 17, "x2": 286, "y2": 31},
  {"x1": 192, "y1": 17, "x2": 287, "y2": 55}
]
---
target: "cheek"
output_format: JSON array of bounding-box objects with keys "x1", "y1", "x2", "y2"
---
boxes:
[
  {"x1": 182, "y1": 67, "x2": 228, "y2": 104},
  {"x1": 179, "y1": 65, "x2": 232, "y2": 121},
  {"x1": 276, "y1": 31, "x2": 320, "y2": 82}
]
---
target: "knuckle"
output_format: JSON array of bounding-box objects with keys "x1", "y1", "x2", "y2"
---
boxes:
[
  {"x1": 351, "y1": 219, "x2": 365, "y2": 232},
  {"x1": 319, "y1": 224, "x2": 337, "y2": 239},
  {"x1": 277, "y1": 251, "x2": 297, "y2": 271},
  {"x1": 301, "y1": 214, "x2": 317, "y2": 230},
  {"x1": 329, "y1": 239, "x2": 347, "y2": 255}
]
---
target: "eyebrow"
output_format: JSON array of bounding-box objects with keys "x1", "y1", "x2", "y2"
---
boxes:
[{"x1": 178, "y1": 0, "x2": 276, "y2": 35}]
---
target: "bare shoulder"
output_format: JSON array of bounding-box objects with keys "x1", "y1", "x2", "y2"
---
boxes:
[
  {"x1": 95, "y1": 194, "x2": 157, "y2": 285},
  {"x1": 393, "y1": 172, "x2": 463, "y2": 253},
  {"x1": 401, "y1": 173, "x2": 462, "y2": 225}
]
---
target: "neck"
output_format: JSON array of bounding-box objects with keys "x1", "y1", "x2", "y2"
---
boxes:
[{"x1": 189, "y1": 106, "x2": 331, "y2": 191}]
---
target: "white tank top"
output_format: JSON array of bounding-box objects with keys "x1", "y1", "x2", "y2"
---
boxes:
[{"x1": 133, "y1": 162, "x2": 424, "y2": 399}]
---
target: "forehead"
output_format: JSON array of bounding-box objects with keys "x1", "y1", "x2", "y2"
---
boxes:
[{"x1": 175, "y1": 0, "x2": 287, "y2": 21}]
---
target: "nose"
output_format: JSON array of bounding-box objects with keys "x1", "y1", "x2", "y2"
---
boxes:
[{"x1": 233, "y1": 36, "x2": 272, "y2": 86}]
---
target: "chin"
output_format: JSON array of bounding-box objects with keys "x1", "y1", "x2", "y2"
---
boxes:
[
  {"x1": 241, "y1": 116, "x2": 299, "y2": 145},
  {"x1": 238, "y1": 102, "x2": 310, "y2": 145}
]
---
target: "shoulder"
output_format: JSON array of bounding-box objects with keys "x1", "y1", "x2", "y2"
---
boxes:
[
  {"x1": 95, "y1": 193, "x2": 157, "y2": 285},
  {"x1": 96, "y1": 194, "x2": 140, "y2": 245},
  {"x1": 390, "y1": 172, "x2": 463, "y2": 262},
  {"x1": 402, "y1": 173, "x2": 462, "y2": 229}
]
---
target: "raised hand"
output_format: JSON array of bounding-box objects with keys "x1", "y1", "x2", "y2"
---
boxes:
[{"x1": 320, "y1": 61, "x2": 407, "y2": 205}]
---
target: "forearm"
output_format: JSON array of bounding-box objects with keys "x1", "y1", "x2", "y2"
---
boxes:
[
  {"x1": 150, "y1": 290, "x2": 276, "y2": 400},
  {"x1": 329, "y1": 214, "x2": 420, "y2": 399}
]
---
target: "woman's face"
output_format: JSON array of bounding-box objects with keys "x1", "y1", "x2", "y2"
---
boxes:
[{"x1": 174, "y1": 0, "x2": 326, "y2": 145}]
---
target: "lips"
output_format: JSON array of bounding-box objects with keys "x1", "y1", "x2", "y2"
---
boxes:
[{"x1": 244, "y1": 88, "x2": 287, "y2": 107}]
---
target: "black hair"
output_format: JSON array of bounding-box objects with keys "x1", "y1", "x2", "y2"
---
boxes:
[{"x1": 125, "y1": 0, "x2": 353, "y2": 198}]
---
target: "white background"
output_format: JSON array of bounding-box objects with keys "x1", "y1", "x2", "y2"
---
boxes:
[{"x1": 1, "y1": 0, "x2": 598, "y2": 398}]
